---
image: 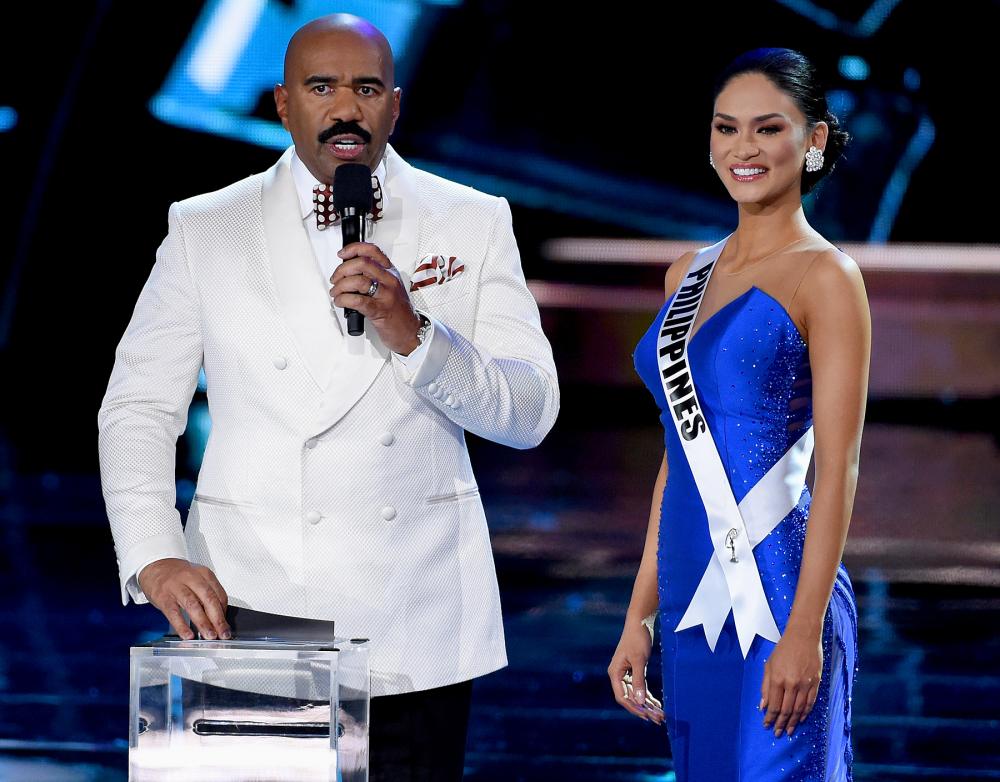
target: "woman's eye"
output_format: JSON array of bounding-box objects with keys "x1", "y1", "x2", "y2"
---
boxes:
[
  {"x1": 714, "y1": 124, "x2": 736, "y2": 134},
  {"x1": 758, "y1": 125, "x2": 782, "y2": 134}
]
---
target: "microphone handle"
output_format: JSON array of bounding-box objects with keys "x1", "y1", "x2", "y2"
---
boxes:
[
  {"x1": 346, "y1": 310, "x2": 365, "y2": 337},
  {"x1": 341, "y1": 210, "x2": 365, "y2": 336}
]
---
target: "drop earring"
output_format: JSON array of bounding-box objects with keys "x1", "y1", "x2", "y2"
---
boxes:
[{"x1": 804, "y1": 145, "x2": 824, "y2": 173}]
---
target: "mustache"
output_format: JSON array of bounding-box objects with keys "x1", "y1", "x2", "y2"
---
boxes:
[{"x1": 318, "y1": 121, "x2": 372, "y2": 145}]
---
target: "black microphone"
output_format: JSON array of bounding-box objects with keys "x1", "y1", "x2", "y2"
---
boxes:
[{"x1": 332, "y1": 163, "x2": 373, "y2": 336}]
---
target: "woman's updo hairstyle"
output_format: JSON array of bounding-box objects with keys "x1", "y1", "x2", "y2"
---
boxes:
[{"x1": 713, "y1": 48, "x2": 850, "y2": 194}]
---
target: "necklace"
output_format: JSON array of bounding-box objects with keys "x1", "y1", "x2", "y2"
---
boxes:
[{"x1": 720, "y1": 236, "x2": 812, "y2": 276}]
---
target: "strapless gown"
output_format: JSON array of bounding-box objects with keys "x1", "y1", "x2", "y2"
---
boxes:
[{"x1": 634, "y1": 284, "x2": 858, "y2": 781}]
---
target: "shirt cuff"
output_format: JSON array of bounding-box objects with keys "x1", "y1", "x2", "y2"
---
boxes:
[
  {"x1": 119, "y1": 533, "x2": 189, "y2": 606},
  {"x1": 393, "y1": 320, "x2": 434, "y2": 374},
  {"x1": 125, "y1": 557, "x2": 167, "y2": 605},
  {"x1": 393, "y1": 313, "x2": 453, "y2": 386}
]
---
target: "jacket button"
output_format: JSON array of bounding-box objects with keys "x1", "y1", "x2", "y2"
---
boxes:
[
  {"x1": 304, "y1": 510, "x2": 322, "y2": 525},
  {"x1": 381, "y1": 506, "x2": 397, "y2": 521},
  {"x1": 305, "y1": 438, "x2": 318, "y2": 449},
  {"x1": 272, "y1": 356, "x2": 288, "y2": 370},
  {"x1": 451, "y1": 398, "x2": 462, "y2": 409},
  {"x1": 445, "y1": 395, "x2": 455, "y2": 407},
  {"x1": 379, "y1": 432, "x2": 395, "y2": 446},
  {"x1": 427, "y1": 382, "x2": 438, "y2": 394}
]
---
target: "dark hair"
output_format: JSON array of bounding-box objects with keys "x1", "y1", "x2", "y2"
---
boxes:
[{"x1": 713, "y1": 48, "x2": 849, "y2": 194}]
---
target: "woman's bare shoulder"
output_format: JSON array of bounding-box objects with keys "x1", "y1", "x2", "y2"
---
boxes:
[
  {"x1": 664, "y1": 250, "x2": 698, "y2": 299},
  {"x1": 802, "y1": 245, "x2": 865, "y2": 296}
]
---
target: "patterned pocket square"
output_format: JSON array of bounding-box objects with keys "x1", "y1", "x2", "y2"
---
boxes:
[{"x1": 410, "y1": 255, "x2": 466, "y2": 291}]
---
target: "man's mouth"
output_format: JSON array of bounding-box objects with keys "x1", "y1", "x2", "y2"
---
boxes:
[{"x1": 325, "y1": 135, "x2": 367, "y2": 160}]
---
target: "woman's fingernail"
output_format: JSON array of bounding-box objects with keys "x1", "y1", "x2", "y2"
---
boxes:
[
  {"x1": 758, "y1": 698, "x2": 765, "y2": 711},
  {"x1": 774, "y1": 728, "x2": 782, "y2": 737},
  {"x1": 786, "y1": 727, "x2": 794, "y2": 736}
]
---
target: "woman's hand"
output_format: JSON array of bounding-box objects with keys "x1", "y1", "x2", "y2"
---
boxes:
[
  {"x1": 761, "y1": 624, "x2": 823, "y2": 737},
  {"x1": 608, "y1": 618, "x2": 664, "y2": 724}
]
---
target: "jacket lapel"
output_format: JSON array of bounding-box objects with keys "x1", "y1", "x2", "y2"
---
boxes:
[
  {"x1": 313, "y1": 320, "x2": 391, "y2": 435},
  {"x1": 381, "y1": 144, "x2": 420, "y2": 287},
  {"x1": 261, "y1": 148, "x2": 340, "y2": 390}
]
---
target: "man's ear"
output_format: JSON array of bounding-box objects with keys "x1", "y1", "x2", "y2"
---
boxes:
[
  {"x1": 390, "y1": 87, "x2": 401, "y2": 133},
  {"x1": 274, "y1": 84, "x2": 289, "y2": 129}
]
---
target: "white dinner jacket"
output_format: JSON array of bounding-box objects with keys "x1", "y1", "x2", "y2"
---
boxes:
[{"x1": 98, "y1": 145, "x2": 560, "y2": 696}]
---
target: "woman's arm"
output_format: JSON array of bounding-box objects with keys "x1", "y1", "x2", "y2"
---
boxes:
[
  {"x1": 629, "y1": 452, "x2": 669, "y2": 626},
  {"x1": 608, "y1": 451, "x2": 667, "y2": 722},
  {"x1": 608, "y1": 253, "x2": 695, "y2": 723},
  {"x1": 762, "y1": 249, "x2": 871, "y2": 737}
]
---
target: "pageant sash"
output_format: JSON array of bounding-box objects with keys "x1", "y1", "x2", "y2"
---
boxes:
[{"x1": 658, "y1": 238, "x2": 807, "y2": 657}]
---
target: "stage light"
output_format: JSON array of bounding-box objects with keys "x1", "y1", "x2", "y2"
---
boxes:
[
  {"x1": 839, "y1": 55, "x2": 870, "y2": 81},
  {"x1": 150, "y1": 0, "x2": 458, "y2": 149},
  {"x1": 0, "y1": 106, "x2": 18, "y2": 132}
]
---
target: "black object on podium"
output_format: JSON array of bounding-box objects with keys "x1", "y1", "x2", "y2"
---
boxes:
[{"x1": 167, "y1": 606, "x2": 338, "y2": 643}]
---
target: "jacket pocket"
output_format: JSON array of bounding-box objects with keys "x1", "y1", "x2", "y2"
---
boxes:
[
  {"x1": 410, "y1": 277, "x2": 472, "y2": 309},
  {"x1": 425, "y1": 487, "x2": 481, "y2": 505},
  {"x1": 193, "y1": 493, "x2": 257, "y2": 510}
]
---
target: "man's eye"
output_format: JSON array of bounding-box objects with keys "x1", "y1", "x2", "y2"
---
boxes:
[
  {"x1": 312, "y1": 85, "x2": 330, "y2": 95},
  {"x1": 358, "y1": 86, "x2": 376, "y2": 96}
]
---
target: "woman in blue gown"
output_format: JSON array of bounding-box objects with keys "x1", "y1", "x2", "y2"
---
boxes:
[{"x1": 608, "y1": 49, "x2": 869, "y2": 781}]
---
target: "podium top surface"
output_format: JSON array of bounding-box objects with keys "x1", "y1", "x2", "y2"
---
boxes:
[{"x1": 131, "y1": 637, "x2": 369, "y2": 660}]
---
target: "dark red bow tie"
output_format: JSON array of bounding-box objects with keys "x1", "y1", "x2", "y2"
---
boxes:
[{"x1": 312, "y1": 175, "x2": 383, "y2": 230}]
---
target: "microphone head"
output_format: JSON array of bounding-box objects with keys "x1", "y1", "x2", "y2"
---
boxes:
[{"x1": 332, "y1": 163, "x2": 373, "y2": 212}]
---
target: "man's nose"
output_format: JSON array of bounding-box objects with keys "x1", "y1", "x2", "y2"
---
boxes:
[{"x1": 327, "y1": 88, "x2": 363, "y2": 123}]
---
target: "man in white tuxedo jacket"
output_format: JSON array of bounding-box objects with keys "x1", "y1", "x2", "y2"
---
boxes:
[{"x1": 98, "y1": 14, "x2": 558, "y2": 780}]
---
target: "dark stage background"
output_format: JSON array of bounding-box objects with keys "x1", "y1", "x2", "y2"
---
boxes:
[{"x1": 1, "y1": 2, "x2": 998, "y2": 780}]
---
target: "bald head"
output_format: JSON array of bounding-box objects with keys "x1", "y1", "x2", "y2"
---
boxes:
[
  {"x1": 283, "y1": 14, "x2": 394, "y2": 87},
  {"x1": 274, "y1": 14, "x2": 401, "y2": 184}
]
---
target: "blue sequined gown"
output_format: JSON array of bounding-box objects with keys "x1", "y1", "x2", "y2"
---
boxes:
[{"x1": 634, "y1": 286, "x2": 858, "y2": 781}]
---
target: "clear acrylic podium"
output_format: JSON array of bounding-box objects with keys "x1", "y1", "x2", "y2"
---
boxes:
[{"x1": 129, "y1": 637, "x2": 370, "y2": 781}]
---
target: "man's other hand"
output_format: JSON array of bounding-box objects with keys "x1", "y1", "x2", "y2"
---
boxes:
[{"x1": 138, "y1": 558, "x2": 231, "y2": 641}]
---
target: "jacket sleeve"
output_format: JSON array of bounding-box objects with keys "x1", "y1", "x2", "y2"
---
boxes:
[
  {"x1": 97, "y1": 203, "x2": 202, "y2": 605},
  {"x1": 393, "y1": 196, "x2": 559, "y2": 449}
]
